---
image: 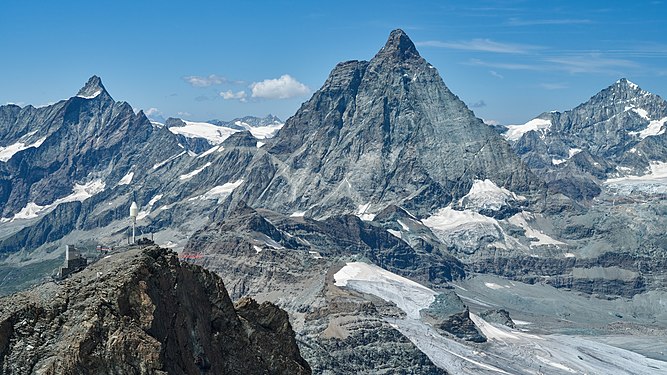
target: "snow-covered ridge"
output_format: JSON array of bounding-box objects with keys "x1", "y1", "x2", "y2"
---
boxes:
[
  {"x1": 187, "y1": 179, "x2": 245, "y2": 204},
  {"x1": 503, "y1": 118, "x2": 551, "y2": 141},
  {"x1": 168, "y1": 121, "x2": 238, "y2": 145},
  {"x1": 168, "y1": 120, "x2": 284, "y2": 145},
  {"x1": 617, "y1": 78, "x2": 640, "y2": 90},
  {"x1": 552, "y1": 148, "x2": 582, "y2": 166},
  {"x1": 152, "y1": 151, "x2": 186, "y2": 170},
  {"x1": 355, "y1": 203, "x2": 375, "y2": 221},
  {"x1": 234, "y1": 120, "x2": 284, "y2": 139}
]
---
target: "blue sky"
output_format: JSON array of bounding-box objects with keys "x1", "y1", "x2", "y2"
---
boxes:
[{"x1": 1, "y1": 0, "x2": 666, "y2": 125}]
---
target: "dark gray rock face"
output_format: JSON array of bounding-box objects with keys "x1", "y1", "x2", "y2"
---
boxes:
[
  {"x1": 221, "y1": 29, "x2": 542, "y2": 219},
  {"x1": 479, "y1": 309, "x2": 515, "y2": 329},
  {"x1": 0, "y1": 246, "x2": 311, "y2": 374},
  {"x1": 192, "y1": 203, "x2": 464, "y2": 291}
]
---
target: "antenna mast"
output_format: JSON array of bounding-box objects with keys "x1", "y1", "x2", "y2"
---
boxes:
[{"x1": 129, "y1": 201, "x2": 138, "y2": 244}]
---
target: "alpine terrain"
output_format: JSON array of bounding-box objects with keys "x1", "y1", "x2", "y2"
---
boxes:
[{"x1": 1, "y1": 29, "x2": 666, "y2": 374}]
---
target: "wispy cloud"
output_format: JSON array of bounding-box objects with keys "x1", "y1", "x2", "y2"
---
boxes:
[
  {"x1": 416, "y1": 39, "x2": 542, "y2": 54},
  {"x1": 490, "y1": 70, "x2": 504, "y2": 79},
  {"x1": 470, "y1": 100, "x2": 486, "y2": 108},
  {"x1": 220, "y1": 90, "x2": 247, "y2": 102},
  {"x1": 545, "y1": 54, "x2": 638, "y2": 74},
  {"x1": 467, "y1": 59, "x2": 544, "y2": 71},
  {"x1": 250, "y1": 75, "x2": 310, "y2": 99},
  {"x1": 145, "y1": 107, "x2": 162, "y2": 117},
  {"x1": 507, "y1": 18, "x2": 593, "y2": 26},
  {"x1": 144, "y1": 107, "x2": 166, "y2": 122},
  {"x1": 469, "y1": 53, "x2": 639, "y2": 75},
  {"x1": 177, "y1": 111, "x2": 191, "y2": 117},
  {"x1": 539, "y1": 83, "x2": 569, "y2": 90},
  {"x1": 182, "y1": 74, "x2": 230, "y2": 87}
]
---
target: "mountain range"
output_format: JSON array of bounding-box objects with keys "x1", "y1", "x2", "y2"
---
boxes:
[{"x1": 1, "y1": 29, "x2": 666, "y2": 374}]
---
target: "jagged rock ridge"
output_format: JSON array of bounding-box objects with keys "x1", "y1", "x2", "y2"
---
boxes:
[{"x1": 0, "y1": 246, "x2": 311, "y2": 374}]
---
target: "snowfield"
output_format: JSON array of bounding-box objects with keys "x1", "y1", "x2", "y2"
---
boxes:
[
  {"x1": 605, "y1": 161, "x2": 667, "y2": 196},
  {"x1": 459, "y1": 179, "x2": 525, "y2": 212},
  {"x1": 168, "y1": 120, "x2": 284, "y2": 146},
  {"x1": 334, "y1": 262, "x2": 437, "y2": 319},
  {"x1": 168, "y1": 121, "x2": 238, "y2": 145}
]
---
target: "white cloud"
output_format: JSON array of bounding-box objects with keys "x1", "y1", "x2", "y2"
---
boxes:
[
  {"x1": 183, "y1": 74, "x2": 228, "y2": 87},
  {"x1": 416, "y1": 39, "x2": 542, "y2": 54},
  {"x1": 490, "y1": 70, "x2": 504, "y2": 79},
  {"x1": 145, "y1": 107, "x2": 162, "y2": 116},
  {"x1": 177, "y1": 111, "x2": 192, "y2": 117},
  {"x1": 539, "y1": 83, "x2": 569, "y2": 90},
  {"x1": 250, "y1": 75, "x2": 310, "y2": 99},
  {"x1": 220, "y1": 90, "x2": 247, "y2": 101}
]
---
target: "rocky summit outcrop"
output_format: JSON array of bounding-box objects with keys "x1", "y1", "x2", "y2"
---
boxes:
[
  {"x1": 220, "y1": 29, "x2": 542, "y2": 219},
  {"x1": 0, "y1": 246, "x2": 311, "y2": 374}
]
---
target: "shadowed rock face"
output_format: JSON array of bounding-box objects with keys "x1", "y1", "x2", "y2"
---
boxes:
[{"x1": 0, "y1": 246, "x2": 311, "y2": 374}]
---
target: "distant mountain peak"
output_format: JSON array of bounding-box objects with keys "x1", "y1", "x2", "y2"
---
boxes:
[
  {"x1": 374, "y1": 29, "x2": 420, "y2": 62},
  {"x1": 616, "y1": 78, "x2": 640, "y2": 90},
  {"x1": 76, "y1": 75, "x2": 109, "y2": 99}
]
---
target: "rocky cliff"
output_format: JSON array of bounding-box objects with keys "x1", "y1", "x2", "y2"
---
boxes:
[{"x1": 0, "y1": 246, "x2": 310, "y2": 374}]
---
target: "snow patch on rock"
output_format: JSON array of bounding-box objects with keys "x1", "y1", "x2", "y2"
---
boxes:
[
  {"x1": 459, "y1": 179, "x2": 524, "y2": 212},
  {"x1": 179, "y1": 162, "x2": 212, "y2": 181},
  {"x1": 118, "y1": 171, "x2": 134, "y2": 186}
]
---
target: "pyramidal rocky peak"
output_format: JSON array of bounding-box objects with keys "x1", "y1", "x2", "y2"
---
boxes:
[
  {"x1": 221, "y1": 28, "x2": 541, "y2": 219},
  {"x1": 76, "y1": 75, "x2": 110, "y2": 99},
  {"x1": 375, "y1": 29, "x2": 421, "y2": 61}
]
